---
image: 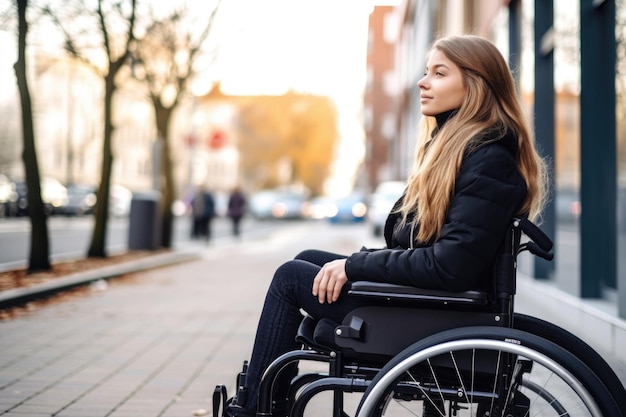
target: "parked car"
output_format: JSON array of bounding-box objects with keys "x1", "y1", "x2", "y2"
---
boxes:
[
  {"x1": 271, "y1": 192, "x2": 308, "y2": 220},
  {"x1": 249, "y1": 190, "x2": 279, "y2": 220},
  {"x1": 305, "y1": 196, "x2": 335, "y2": 220},
  {"x1": 10, "y1": 180, "x2": 27, "y2": 216},
  {"x1": 110, "y1": 184, "x2": 132, "y2": 217},
  {"x1": 62, "y1": 183, "x2": 97, "y2": 216},
  {"x1": 368, "y1": 181, "x2": 406, "y2": 236},
  {"x1": 249, "y1": 189, "x2": 309, "y2": 220},
  {"x1": 327, "y1": 192, "x2": 368, "y2": 223},
  {"x1": 555, "y1": 188, "x2": 580, "y2": 223},
  {"x1": 7, "y1": 177, "x2": 69, "y2": 216},
  {"x1": 0, "y1": 174, "x2": 17, "y2": 217},
  {"x1": 42, "y1": 178, "x2": 69, "y2": 214}
]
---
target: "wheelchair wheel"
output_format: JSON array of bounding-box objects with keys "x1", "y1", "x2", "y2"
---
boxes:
[
  {"x1": 514, "y1": 312, "x2": 626, "y2": 416},
  {"x1": 357, "y1": 326, "x2": 620, "y2": 417}
]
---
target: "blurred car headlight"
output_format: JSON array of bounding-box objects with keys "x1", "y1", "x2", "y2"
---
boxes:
[
  {"x1": 352, "y1": 202, "x2": 367, "y2": 218},
  {"x1": 84, "y1": 193, "x2": 97, "y2": 207},
  {"x1": 272, "y1": 202, "x2": 288, "y2": 218},
  {"x1": 172, "y1": 199, "x2": 187, "y2": 216}
]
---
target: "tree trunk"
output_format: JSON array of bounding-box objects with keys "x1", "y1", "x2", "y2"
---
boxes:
[
  {"x1": 155, "y1": 103, "x2": 175, "y2": 248},
  {"x1": 15, "y1": 0, "x2": 51, "y2": 273},
  {"x1": 87, "y1": 71, "x2": 115, "y2": 258}
]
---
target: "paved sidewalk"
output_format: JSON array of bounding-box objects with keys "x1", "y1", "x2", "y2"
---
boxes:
[
  {"x1": 0, "y1": 222, "x2": 625, "y2": 417},
  {"x1": 0, "y1": 223, "x2": 368, "y2": 417}
]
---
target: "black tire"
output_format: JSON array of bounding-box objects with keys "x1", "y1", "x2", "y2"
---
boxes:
[
  {"x1": 356, "y1": 326, "x2": 621, "y2": 417},
  {"x1": 515, "y1": 312, "x2": 626, "y2": 416}
]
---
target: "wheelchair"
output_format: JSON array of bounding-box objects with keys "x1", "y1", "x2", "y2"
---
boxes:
[{"x1": 215, "y1": 218, "x2": 626, "y2": 417}]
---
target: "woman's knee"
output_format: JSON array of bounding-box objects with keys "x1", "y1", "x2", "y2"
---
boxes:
[
  {"x1": 294, "y1": 249, "x2": 318, "y2": 262},
  {"x1": 294, "y1": 249, "x2": 346, "y2": 266},
  {"x1": 273, "y1": 260, "x2": 296, "y2": 281},
  {"x1": 268, "y1": 260, "x2": 317, "y2": 302},
  {"x1": 272, "y1": 260, "x2": 312, "y2": 286}
]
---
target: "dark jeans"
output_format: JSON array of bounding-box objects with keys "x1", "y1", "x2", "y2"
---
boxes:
[
  {"x1": 192, "y1": 217, "x2": 212, "y2": 241},
  {"x1": 242, "y1": 249, "x2": 363, "y2": 411},
  {"x1": 230, "y1": 216, "x2": 243, "y2": 236}
]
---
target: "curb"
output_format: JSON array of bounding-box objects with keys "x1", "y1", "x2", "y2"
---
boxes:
[
  {"x1": 516, "y1": 272, "x2": 626, "y2": 364},
  {"x1": 0, "y1": 248, "x2": 202, "y2": 308}
]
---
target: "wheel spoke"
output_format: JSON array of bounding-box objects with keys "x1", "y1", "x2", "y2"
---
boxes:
[{"x1": 357, "y1": 330, "x2": 612, "y2": 417}]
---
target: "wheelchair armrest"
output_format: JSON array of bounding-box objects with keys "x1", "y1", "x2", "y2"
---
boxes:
[{"x1": 348, "y1": 281, "x2": 490, "y2": 306}]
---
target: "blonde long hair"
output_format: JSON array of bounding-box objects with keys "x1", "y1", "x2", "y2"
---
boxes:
[{"x1": 400, "y1": 35, "x2": 547, "y2": 243}]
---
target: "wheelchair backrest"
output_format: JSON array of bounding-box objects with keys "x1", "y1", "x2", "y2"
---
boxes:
[{"x1": 495, "y1": 217, "x2": 554, "y2": 297}]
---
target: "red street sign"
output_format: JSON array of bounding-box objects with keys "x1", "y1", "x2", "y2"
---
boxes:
[{"x1": 208, "y1": 130, "x2": 226, "y2": 149}]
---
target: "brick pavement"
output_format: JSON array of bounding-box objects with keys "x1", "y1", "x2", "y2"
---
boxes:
[
  {"x1": 0, "y1": 223, "x2": 367, "y2": 417},
  {"x1": 0, "y1": 221, "x2": 625, "y2": 417}
]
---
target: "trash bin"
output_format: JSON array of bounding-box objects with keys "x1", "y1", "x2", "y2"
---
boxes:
[{"x1": 128, "y1": 191, "x2": 162, "y2": 250}]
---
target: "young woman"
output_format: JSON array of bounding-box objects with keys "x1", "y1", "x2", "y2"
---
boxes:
[{"x1": 223, "y1": 34, "x2": 547, "y2": 417}]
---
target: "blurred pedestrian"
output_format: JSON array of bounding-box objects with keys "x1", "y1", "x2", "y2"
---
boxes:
[
  {"x1": 191, "y1": 185, "x2": 216, "y2": 243},
  {"x1": 227, "y1": 186, "x2": 247, "y2": 237}
]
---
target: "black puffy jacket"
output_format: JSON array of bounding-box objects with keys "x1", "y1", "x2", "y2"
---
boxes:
[{"x1": 345, "y1": 131, "x2": 527, "y2": 292}]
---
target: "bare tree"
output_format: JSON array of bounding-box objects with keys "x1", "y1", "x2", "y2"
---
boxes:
[
  {"x1": 132, "y1": 2, "x2": 220, "y2": 247},
  {"x1": 47, "y1": 0, "x2": 137, "y2": 257},
  {"x1": 13, "y1": 0, "x2": 51, "y2": 272}
]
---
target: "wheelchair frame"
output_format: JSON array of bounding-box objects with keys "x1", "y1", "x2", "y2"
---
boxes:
[{"x1": 216, "y1": 218, "x2": 626, "y2": 417}]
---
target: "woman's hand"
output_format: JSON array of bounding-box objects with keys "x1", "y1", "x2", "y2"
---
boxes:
[{"x1": 312, "y1": 259, "x2": 348, "y2": 304}]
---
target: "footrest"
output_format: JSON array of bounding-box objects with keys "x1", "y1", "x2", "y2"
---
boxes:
[{"x1": 213, "y1": 385, "x2": 228, "y2": 417}]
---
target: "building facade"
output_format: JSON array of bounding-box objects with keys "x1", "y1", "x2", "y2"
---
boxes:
[{"x1": 364, "y1": 0, "x2": 626, "y2": 327}]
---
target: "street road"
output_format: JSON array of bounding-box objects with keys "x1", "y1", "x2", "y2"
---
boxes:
[{"x1": 0, "y1": 215, "x2": 295, "y2": 272}]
